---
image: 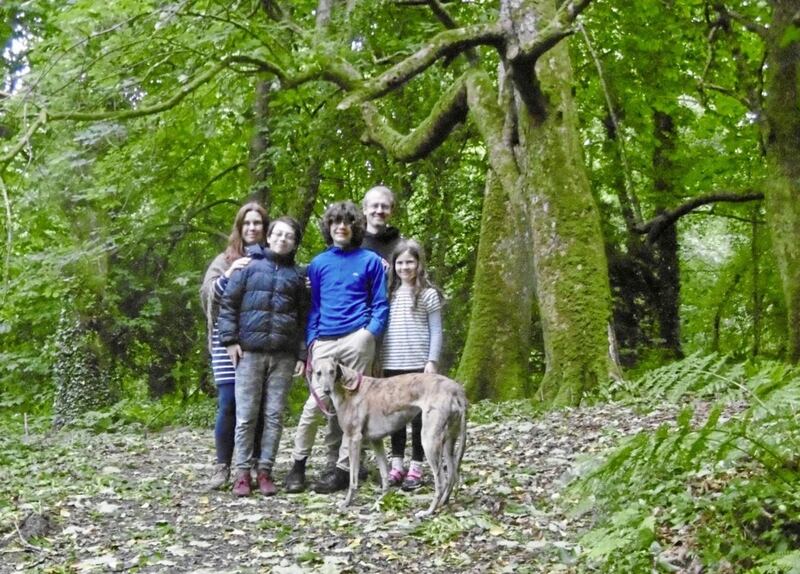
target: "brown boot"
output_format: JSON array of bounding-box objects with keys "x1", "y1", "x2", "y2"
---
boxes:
[
  {"x1": 256, "y1": 470, "x2": 277, "y2": 496},
  {"x1": 232, "y1": 470, "x2": 251, "y2": 497}
]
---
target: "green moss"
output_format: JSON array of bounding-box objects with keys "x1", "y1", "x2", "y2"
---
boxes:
[
  {"x1": 763, "y1": 5, "x2": 800, "y2": 362},
  {"x1": 458, "y1": 172, "x2": 533, "y2": 401}
]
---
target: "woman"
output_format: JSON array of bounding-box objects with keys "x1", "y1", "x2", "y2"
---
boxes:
[{"x1": 200, "y1": 202, "x2": 269, "y2": 490}]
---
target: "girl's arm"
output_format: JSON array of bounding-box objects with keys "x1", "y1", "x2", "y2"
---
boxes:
[{"x1": 425, "y1": 290, "x2": 443, "y2": 374}]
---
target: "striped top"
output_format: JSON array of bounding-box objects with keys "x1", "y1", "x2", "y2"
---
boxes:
[
  {"x1": 210, "y1": 276, "x2": 236, "y2": 386},
  {"x1": 382, "y1": 286, "x2": 443, "y2": 370}
]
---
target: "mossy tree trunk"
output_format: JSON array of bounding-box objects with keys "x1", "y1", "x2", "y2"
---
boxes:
[
  {"x1": 650, "y1": 111, "x2": 682, "y2": 358},
  {"x1": 762, "y1": 1, "x2": 800, "y2": 362},
  {"x1": 512, "y1": 5, "x2": 614, "y2": 404},
  {"x1": 349, "y1": 0, "x2": 616, "y2": 404},
  {"x1": 249, "y1": 79, "x2": 272, "y2": 210},
  {"x1": 458, "y1": 171, "x2": 535, "y2": 400}
]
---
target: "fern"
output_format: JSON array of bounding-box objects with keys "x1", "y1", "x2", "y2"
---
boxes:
[{"x1": 574, "y1": 356, "x2": 800, "y2": 572}]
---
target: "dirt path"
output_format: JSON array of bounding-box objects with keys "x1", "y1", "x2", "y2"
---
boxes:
[{"x1": 2, "y1": 403, "x2": 686, "y2": 573}]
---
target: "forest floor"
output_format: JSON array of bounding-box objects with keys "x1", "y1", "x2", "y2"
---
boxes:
[{"x1": 1, "y1": 401, "x2": 727, "y2": 573}]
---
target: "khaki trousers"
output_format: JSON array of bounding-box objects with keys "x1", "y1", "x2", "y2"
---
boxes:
[{"x1": 290, "y1": 329, "x2": 375, "y2": 470}]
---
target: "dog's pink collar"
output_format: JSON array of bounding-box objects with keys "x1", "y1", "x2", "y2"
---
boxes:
[{"x1": 305, "y1": 342, "x2": 335, "y2": 418}]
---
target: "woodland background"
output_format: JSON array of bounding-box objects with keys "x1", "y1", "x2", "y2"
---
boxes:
[{"x1": 2, "y1": 0, "x2": 800, "y2": 571}]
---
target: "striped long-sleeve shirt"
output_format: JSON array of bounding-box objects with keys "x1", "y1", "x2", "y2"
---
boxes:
[
  {"x1": 210, "y1": 276, "x2": 236, "y2": 386},
  {"x1": 382, "y1": 286, "x2": 443, "y2": 371}
]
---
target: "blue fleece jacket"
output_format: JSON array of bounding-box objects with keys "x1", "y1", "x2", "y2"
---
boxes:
[{"x1": 306, "y1": 246, "x2": 389, "y2": 346}]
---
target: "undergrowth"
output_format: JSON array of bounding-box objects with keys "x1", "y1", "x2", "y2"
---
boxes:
[{"x1": 573, "y1": 353, "x2": 800, "y2": 573}]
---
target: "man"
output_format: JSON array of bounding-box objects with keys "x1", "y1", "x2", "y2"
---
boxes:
[
  {"x1": 361, "y1": 185, "x2": 403, "y2": 263},
  {"x1": 284, "y1": 201, "x2": 389, "y2": 494}
]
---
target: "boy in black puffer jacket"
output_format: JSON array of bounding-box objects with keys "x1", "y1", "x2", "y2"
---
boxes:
[{"x1": 217, "y1": 216, "x2": 308, "y2": 497}]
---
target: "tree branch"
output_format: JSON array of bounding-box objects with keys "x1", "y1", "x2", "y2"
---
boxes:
[
  {"x1": 635, "y1": 191, "x2": 764, "y2": 243},
  {"x1": 511, "y1": 0, "x2": 593, "y2": 61},
  {"x1": 359, "y1": 72, "x2": 470, "y2": 161},
  {"x1": 0, "y1": 174, "x2": 12, "y2": 288},
  {"x1": 714, "y1": 3, "x2": 768, "y2": 38},
  {"x1": 0, "y1": 111, "x2": 47, "y2": 170},
  {"x1": 47, "y1": 58, "x2": 234, "y2": 122},
  {"x1": 697, "y1": 82, "x2": 753, "y2": 110},
  {"x1": 579, "y1": 22, "x2": 642, "y2": 228},
  {"x1": 426, "y1": 0, "x2": 480, "y2": 65},
  {"x1": 337, "y1": 23, "x2": 504, "y2": 110},
  {"x1": 465, "y1": 70, "x2": 522, "y2": 193}
]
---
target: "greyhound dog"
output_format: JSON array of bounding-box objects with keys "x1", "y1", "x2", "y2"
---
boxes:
[{"x1": 313, "y1": 358, "x2": 467, "y2": 517}]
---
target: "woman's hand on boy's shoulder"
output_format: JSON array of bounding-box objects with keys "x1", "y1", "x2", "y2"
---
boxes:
[{"x1": 224, "y1": 257, "x2": 251, "y2": 278}]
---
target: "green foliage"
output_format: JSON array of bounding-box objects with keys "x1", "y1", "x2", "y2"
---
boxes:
[
  {"x1": 52, "y1": 307, "x2": 117, "y2": 426},
  {"x1": 63, "y1": 392, "x2": 215, "y2": 433},
  {"x1": 573, "y1": 355, "x2": 800, "y2": 572},
  {"x1": 468, "y1": 398, "x2": 542, "y2": 425}
]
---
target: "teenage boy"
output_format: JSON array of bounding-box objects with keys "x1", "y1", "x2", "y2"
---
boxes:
[{"x1": 284, "y1": 201, "x2": 389, "y2": 494}]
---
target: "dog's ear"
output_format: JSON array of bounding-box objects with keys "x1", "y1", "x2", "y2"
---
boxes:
[
  {"x1": 335, "y1": 362, "x2": 343, "y2": 380},
  {"x1": 339, "y1": 363, "x2": 358, "y2": 381}
]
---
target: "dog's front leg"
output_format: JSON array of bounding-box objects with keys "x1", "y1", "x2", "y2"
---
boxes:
[{"x1": 340, "y1": 433, "x2": 361, "y2": 509}]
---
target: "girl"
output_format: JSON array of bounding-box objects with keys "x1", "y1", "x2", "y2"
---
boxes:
[
  {"x1": 381, "y1": 239, "x2": 444, "y2": 490},
  {"x1": 200, "y1": 202, "x2": 268, "y2": 490}
]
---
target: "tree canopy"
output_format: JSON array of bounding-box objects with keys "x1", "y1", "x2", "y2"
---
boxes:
[{"x1": 0, "y1": 0, "x2": 796, "y2": 413}]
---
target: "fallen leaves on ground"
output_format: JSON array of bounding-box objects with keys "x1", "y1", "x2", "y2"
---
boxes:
[{"x1": 0, "y1": 401, "x2": 735, "y2": 573}]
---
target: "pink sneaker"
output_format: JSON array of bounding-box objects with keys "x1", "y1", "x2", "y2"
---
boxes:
[
  {"x1": 402, "y1": 467, "x2": 423, "y2": 491},
  {"x1": 388, "y1": 468, "x2": 406, "y2": 487},
  {"x1": 232, "y1": 470, "x2": 251, "y2": 497}
]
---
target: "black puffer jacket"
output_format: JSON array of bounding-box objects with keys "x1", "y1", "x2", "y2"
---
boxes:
[{"x1": 217, "y1": 246, "x2": 308, "y2": 360}]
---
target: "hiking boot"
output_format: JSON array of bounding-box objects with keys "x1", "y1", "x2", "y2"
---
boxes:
[
  {"x1": 232, "y1": 470, "x2": 251, "y2": 497},
  {"x1": 207, "y1": 463, "x2": 230, "y2": 491},
  {"x1": 284, "y1": 458, "x2": 307, "y2": 494},
  {"x1": 313, "y1": 467, "x2": 349, "y2": 494},
  {"x1": 401, "y1": 467, "x2": 423, "y2": 491},
  {"x1": 324, "y1": 460, "x2": 368, "y2": 481},
  {"x1": 256, "y1": 470, "x2": 277, "y2": 496},
  {"x1": 388, "y1": 468, "x2": 406, "y2": 487}
]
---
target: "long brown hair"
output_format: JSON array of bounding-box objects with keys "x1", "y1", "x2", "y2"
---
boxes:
[
  {"x1": 388, "y1": 239, "x2": 442, "y2": 309},
  {"x1": 224, "y1": 202, "x2": 269, "y2": 263}
]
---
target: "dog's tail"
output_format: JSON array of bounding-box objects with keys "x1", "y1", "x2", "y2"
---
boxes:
[
  {"x1": 452, "y1": 394, "x2": 467, "y2": 496},
  {"x1": 439, "y1": 391, "x2": 467, "y2": 508}
]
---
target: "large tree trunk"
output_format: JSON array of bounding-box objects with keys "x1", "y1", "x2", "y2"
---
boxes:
[
  {"x1": 651, "y1": 111, "x2": 682, "y2": 358},
  {"x1": 763, "y1": 1, "x2": 800, "y2": 362},
  {"x1": 249, "y1": 79, "x2": 272, "y2": 209},
  {"x1": 356, "y1": 0, "x2": 616, "y2": 404},
  {"x1": 505, "y1": 0, "x2": 615, "y2": 404},
  {"x1": 458, "y1": 171, "x2": 534, "y2": 400}
]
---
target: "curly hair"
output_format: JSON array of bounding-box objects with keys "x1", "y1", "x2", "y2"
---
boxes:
[
  {"x1": 224, "y1": 202, "x2": 269, "y2": 263},
  {"x1": 319, "y1": 201, "x2": 365, "y2": 247}
]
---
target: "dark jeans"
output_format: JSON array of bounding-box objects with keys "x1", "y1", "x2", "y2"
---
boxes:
[
  {"x1": 215, "y1": 383, "x2": 262, "y2": 465},
  {"x1": 385, "y1": 369, "x2": 424, "y2": 462}
]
